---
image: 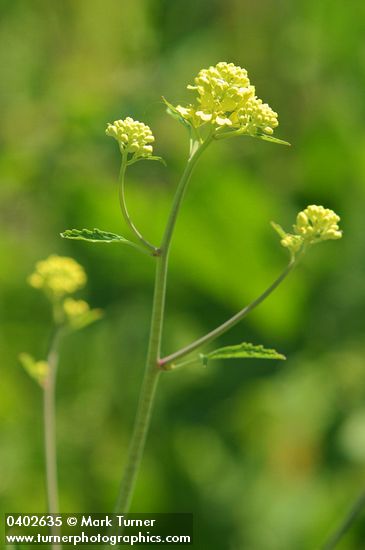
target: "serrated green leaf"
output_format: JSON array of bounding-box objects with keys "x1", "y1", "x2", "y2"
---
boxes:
[
  {"x1": 61, "y1": 228, "x2": 152, "y2": 255},
  {"x1": 162, "y1": 96, "x2": 191, "y2": 129},
  {"x1": 202, "y1": 342, "x2": 286, "y2": 363},
  {"x1": 61, "y1": 228, "x2": 131, "y2": 244}
]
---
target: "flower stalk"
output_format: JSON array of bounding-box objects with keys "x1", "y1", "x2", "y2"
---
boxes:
[
  {"x1": 21, "y1": 255, "x2": 102, "y2": 548},
  {"x1": 43, "y1": 329, "x2": 63, "y2": 549},
  {"x1": 118, "y1": 154, "x2": 158, "y2": 255}
]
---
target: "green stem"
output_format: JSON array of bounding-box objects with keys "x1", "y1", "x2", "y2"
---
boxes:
[
  {"x1": 43, "y1": 328, "x2": 62, "y2": 549},
  {"x1": 321, "y1": 490, "x2": 365, "y2": 550},
  {"x1": 160, "y1": 138, "x2": 212, "y2": 251},
  {"x1": 160, "y1": 257, "x2": 297, "y2": 367},
  {"x1": 118, "y1": 155, "x2": 158, "y2": 255},
  {"x1": 167, "y1": 357, "x2": 202, "y2": 370},
  {"x1": 114, "y1": 139, "x2": 211, "y2": 514},
  {"x1": 114, "y1": 361, "x2": 161, "y2": 514}
]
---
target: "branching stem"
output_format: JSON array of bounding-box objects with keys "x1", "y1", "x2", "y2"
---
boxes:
[
  {"x1": 160, "y1": 257, "x2": 297, "y2": 367},
  {"x1": 113, "y1": 131, "x2": 299, "y2": 519},
  {"x1": 114, "y1": 138, "x2": 211, "y2": 514}
]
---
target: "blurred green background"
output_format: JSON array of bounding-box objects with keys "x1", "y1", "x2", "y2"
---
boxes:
[{"x1": 1, "y1": 1, "x2": 365, "y2": 548}]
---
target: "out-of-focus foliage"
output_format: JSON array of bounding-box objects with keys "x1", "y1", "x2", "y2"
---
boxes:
[{"x1": 1, "y1": 1, "x2": 365, "y2": 548}]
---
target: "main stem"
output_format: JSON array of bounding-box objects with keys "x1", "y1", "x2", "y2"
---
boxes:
[
  {"x1": 43, "y1": 329, "x2": 62, "y2": 548},
  {"x1": 114, "y1": 139, "x2": 210, "y2": 514}
]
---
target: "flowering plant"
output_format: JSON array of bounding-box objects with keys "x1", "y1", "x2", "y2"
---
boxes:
[
  {"x1": 20, "y1": 255, "x2": 102, "y2": 531},
  {"x1": 24, "y1": 62, "x2": 342, "y2": 523}
]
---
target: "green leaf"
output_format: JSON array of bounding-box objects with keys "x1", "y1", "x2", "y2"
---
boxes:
[
  {"x1": 68, "y1": 308, "x2": 104, "y2": 331},
  {"x1": 162, "y1": 96, "x2": 191, "y2": 129},
  {"x1": 61, "y1": 228, "x2": 132, "y2": 244},
  {"x1": 257, "y1": 134, "x2": 291, "y2": 146},
  {"x1": 201, "y1": 342, "x2": 286, "y2": 365},
  {"x1": 128, "y1": 155, "x2": 166, "y2": 167},
  {"x1": 61, "y1": 228, "x2": 152, "y2": 255},
  {"x1": 214, "y1": 129, "x2": 291, "y2": 146},
  {"x1": 144, "y1": 155, "x2": 167, "y2": 166},
  {"x1": 271, "y1": 221, "x2": 287, "y2": 239},
  {"x1": 19, "y1": 353, "x2": 49, "y2": 386}
]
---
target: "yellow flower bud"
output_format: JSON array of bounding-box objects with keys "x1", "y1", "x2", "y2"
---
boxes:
[
  {"x1": 280, "y1": 234, "x2": 303, "y2": 254},
  {"x1": 273, "y1": 205, "x2": 342, "y2": 257},
  {"x1": 19, "y1": 353, "x2": 49, "y2": 387},
  {"x1": 63, "y1": 297, "x2": 103, "y2": 330},
  {"x1": 293, "y1": 205, "x2": 342, "y2": 244},
  {"x1": 106, "y1": 117, "x2": 155, "y2": 159},
  {"x1": 63, "y1": 298, "x2": 90, "y2": 319},
  {"x1": 237, "y1": 96, "x2": 278, "y2": 137}
]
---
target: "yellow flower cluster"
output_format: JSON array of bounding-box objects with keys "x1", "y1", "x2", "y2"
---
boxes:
[
  {"x1": 63, "y1": 297, "x2": 90, "y2": 319},
  {"x1": 28, "y1": 255, "x2": 87, "y2": 297},
  {"x1": 19, "y1": 353, "x2": 49, "y2": 387},
  {"x1": 235, "y1": 97, "x2": 278, "y2": 136},
  {"x1": 105, "y1": 117, "x2": 155, "y2": 158},
  {"x1": 279, "y1": 233, "x2": 303, "y2": 255},
  {"x1": 174, "y1": 62, "x2": 279, "y2": 136},
  {"x1": 273, "y1": 205, "x2": 342, "y2": 256},
  {"x1": 293, "y1": 205, "x2": 342, "y2": 243}
]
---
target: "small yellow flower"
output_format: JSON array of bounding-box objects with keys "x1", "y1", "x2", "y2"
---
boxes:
[
  {"x1": 63, "y1": 297, "x2": 90, "y2": 319},
  {"x1": 280, "y1": 234, "x2": 303, "y2": 254},
  {"x1": 106, "y1": 117, "x2": 155, "y2": 159},
  {"x1": 19, "y1": 353, "x2": 49, "y2": 387},
  {"x1": 168, "y1": 62, "x2": 280, "y2": 139},
  {"x1": 63, "y1": 297, "x2": 103, "y2": 330},
  {"x1": 28, "y1": 255, "x2": 87, "y2": 297},
  {"x1": 272, "y1": 205, "x2": 342, "y2": 257}
]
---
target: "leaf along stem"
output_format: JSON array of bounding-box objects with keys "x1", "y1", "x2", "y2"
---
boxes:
[{"x1": 159, "y1": 256, "x2": 297, "y2": 368}]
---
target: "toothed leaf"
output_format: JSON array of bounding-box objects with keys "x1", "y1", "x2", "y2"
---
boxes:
[
  {"x1": 61, "y1": 228, "x2": 131, "y2": 244},
  {"x1": 201, "y1": 342, "x2": 286, "y2": 364}
]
